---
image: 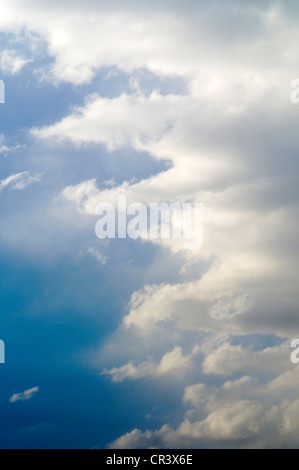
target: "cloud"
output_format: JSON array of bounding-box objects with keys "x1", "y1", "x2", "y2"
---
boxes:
[
  {"x1": 0, "y1": 134, "x2": 22, "y2": 155},
  {"x1": 41, "y1": 1, "x2": 299, "y2": 448},
  {"x1": 0, "y1": 1, "x2": 286, "y2": 85},
  {"x1": 0, "y1": 172, "x2": 42, "y2": 193},
  {"x1": 102, "y1": 347, "x2": 193, "y2": 382},
  {"x1": 110, "y1": 372, "x2": 299, "y2": 448},
  {"x1": 84, "y1": 247, "x2": 107, "y2": 266},
  {"x1": 32, "y1": 92, "x2": 178, "y2": 151},
  {"x1": 202, "y1": 343, "x2": 288, "y2": 376},
  {"x1": 1, "y1": 0, "x2": 299, "y2": 449},
  {"x1": 9, "y1": 386, "x2": 39, "y2": 403},
  {"x1": 0, "y1": 49, "x2": 31, "y2": 75}
]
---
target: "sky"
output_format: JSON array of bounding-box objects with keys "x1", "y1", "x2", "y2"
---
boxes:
[{"x1": 0, "y1": 0, "x2": 299, "y2": 449}]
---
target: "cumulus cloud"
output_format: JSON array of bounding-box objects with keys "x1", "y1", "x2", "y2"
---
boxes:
[
  {"x1": 9, "y1": 386, "x2": 39, "y2": 403},
  {"x1": 36, "y1": 0, "x2": 299, "y2": 448},
  {"x1": 102, "y1": 347, "x2": 193, "y2": 382},
  {"x1": 2, "y1": 0, "x2": 299, "y2": 449},
  {"x1": 202, "y1": 343, "x2": 288, "y2": 376},
  {"x1": 109, "y1": 401, "x2": 273, "y2": 449},
  {"x1": 0, "y1": 1, "x2": 290, "y2": 85},
  {"x1": 110, "y1": 371, "x2": 299, "y2": 448},
  {"x1": 32, "y1": 92, "x2": 178, "y2": 151}
]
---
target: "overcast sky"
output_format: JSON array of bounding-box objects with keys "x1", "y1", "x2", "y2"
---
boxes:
[{"x1": 0, "y1": 0, "x2": 299, "y2": 448}]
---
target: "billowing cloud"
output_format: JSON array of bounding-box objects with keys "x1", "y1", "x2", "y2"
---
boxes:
[
  {"x1": 1, "y1": 0, "x2": 299, "y2": 449},
  {"x1": 102, "y1": 347, "x2": 193, "y2": 382},
  {"x1": 32, "y1": 92, "x2": 178, "y2": 151},
  {"x1": 110, "y1": 369, "x2": 299, "y2": 449},
  {"x1": 30, "y1": 0, "x2": 299, "y2": 449}
]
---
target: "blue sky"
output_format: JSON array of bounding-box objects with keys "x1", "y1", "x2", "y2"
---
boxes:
[
  {"x1": 0, "y1": 8, "x2": 192, "y2": 448},
  {"x1": 0, "y1": 65, "x2": 176, "y2": 447},
  {"x1": 0, "y1": 0, "x2": 299, "y2": 449}
]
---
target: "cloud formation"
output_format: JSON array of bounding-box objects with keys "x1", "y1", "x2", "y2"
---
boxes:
[
  {"x1": 0, "y1": 172, "x2": 42, "y2": 193},
  {"x1": 9, "y1": 387, "x2": 40, "y2": 404},
  {"x1": 1, "y1": 0, "x2": 299, "y2": 449},
  {"x1": 0, "y1": 49, "x2": 31, "y2": 75},
  {"x1": 103, "y1": 347, "x2": 193, "y2": 382}
]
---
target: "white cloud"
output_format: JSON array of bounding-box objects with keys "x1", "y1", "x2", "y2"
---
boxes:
[
  {"x1": 110, "y1": 392, "x2": 299, "y2": 449},
  {"x1": 32, "y1": 92, "x2": 178, "y2": 151},
  {"x1": 85, "y1": 247, "x2": 107, "y2": 266},
  {"x1": 202, "y1": 343, "x2": 288, "y2": 376},
  {"x1": 0, "y1": 172, "x2": 42, "y2": 193},
  {"x1": 108, "y1": 349, "x2": 299, "y2": 448},
  {"x1": 0, "y1": 49, "x2": 31, "y2": 75},
  {"x1": 1, "y1": 0, "x2": 299, "y2": 449},
  {"x1": 9, "y1": 386, "x2": 39, "y2": 403},
  {"x1": 0, "y1": 1, "x2": 291, "y2": 85},
  {"x1": 0, "y1": 134, "x2": 22, "y2": 155},
  {"x1": 48, "y1": 8, "x2": 299, "y2": 444},
  {"x1": 102, "y1": 347, "x2": 192, "y2": 382}
]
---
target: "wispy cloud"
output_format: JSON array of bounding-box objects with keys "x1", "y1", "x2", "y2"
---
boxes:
[
  {"x1": 0, "y1": 134, "x2": 22, "y2": 155},
  {"x1": 86, "y1": 247, "x2": 107, "y2": 266},
  {"x1": 0, "y1": 172, "x2": 42, "y2": 193},
  {"x1": 0, "y1": 49, "x2": 32, "y2": 75},
  {"x1": 9, "y1": 386, "x2": 40, "y2": 403}
]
